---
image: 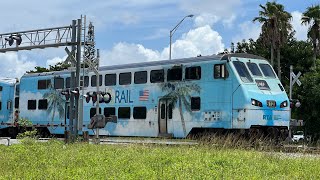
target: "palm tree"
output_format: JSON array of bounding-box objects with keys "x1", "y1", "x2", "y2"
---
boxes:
[
  {"x1": 161, "y1": 82, "x2": 200, "y2": 135},
  {"x1": 301, "y1": 5, "x2": 320, "y2": 67},
  {"x1": 253, "y1": 2, "x2": 292, "y2": 80},
  {"x1": 43, "y1": 86, "x2": 65, "y2": 122}
]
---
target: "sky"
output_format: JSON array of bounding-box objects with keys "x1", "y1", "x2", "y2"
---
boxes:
[{"x1": 0, "y1": 0, "x2": 318, "y2": 78}]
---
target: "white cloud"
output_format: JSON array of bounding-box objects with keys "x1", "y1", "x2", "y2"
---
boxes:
[
  {"x1": 291, "y1": 11, "x2": 308, "y2": 40},
  {"x1": 180, "y1": 0, "x2": 241, "y2": 28},
  {"x1": 46, "y1": 55, "x2": 68, "y2": 68},
  {"x1": 101, "y1": 25, "x2": 225, "y2": 64},
  {"x1": 194, "y1": 13, "x2": 219, "y2": 27},
  {"x1": 0, "y1": 52, "x2": 36, "y2": 78},
  {"x1": 232, "y1": 21, "x2": 261, "y2": 43}
]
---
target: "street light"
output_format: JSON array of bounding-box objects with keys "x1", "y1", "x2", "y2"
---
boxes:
[{"x1": 169, "y1": 14, "x2": 194, "y2": 60}]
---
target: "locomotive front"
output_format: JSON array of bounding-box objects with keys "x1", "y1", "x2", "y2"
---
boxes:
[{"x1": 229, "y1": 55, "x2": 290, "y2": 138}]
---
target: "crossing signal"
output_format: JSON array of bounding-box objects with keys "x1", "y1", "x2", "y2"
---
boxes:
[
  {"x1": 61, "y1": 89, "x2": 70, "y2": 101},
  {"x1": 85, "y1": 92, "x2": 91, "y2": 103},
  {"x1": 5, "y1": 34, "x2": 22, "y2": 46},
  {"x1": 5, "y1": 36, "x2": 14, "y2": 46},
  {"x1": 92, "y1": 92, "x2": 97, "y2": 105},
  {"x1": 71, "y1": 88, "x2": 80, "y2": 99},
  {"x1": 13, "y1": 34, "x2": 22, "y2": 45}
]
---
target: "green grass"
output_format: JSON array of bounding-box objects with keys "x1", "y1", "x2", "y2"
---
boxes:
[{"x1": 0, "y1": 139, "x2": 319, "y2": 179}]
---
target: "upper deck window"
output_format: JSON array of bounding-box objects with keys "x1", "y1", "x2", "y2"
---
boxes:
[
  {"x1": 247, "y1": 62, "x2": 262, "y2": 76},
  {"x1": 91, "y1": 75, "x2": 103, "y2": 87},
  {"x1": 38, "y1": 79, "x2": 51, "y2": 89},
  {"x1": 65, "y1": 77, "x2": 76, "y2": 88},
  {"x1": 134, "y1": 71, "x2": 147, "y2": 84},
  {"x1": 233, "y1": 61, "x2": 253, "y2": 83},
  {"x1": 54, "y1": 77, "x2": 64, "y2": 89},
  {"x1": 259, "y1": 64, "x2": 276, "y2": 78},
  {"x1": 167, "y1": 67, "x2": 182, "y2": 81},
  {"x1": 150, "y1": 69, "x2": 164, "y2": 83},
  {"x1": 0, "y1": 86, "x2": 2, "y2": 91},
  {"x1": 105, "y1": 74, "x2": 116, "y2": 86},
  {"x1": 119, "y1": 72, "x2": 131, "y2": 85},
  {"x1": 80, "y1": 76, "x2": 89, "y2": 87},
  {"x1": 185, "y1": 66, "x2": 201, "y2": 80}
]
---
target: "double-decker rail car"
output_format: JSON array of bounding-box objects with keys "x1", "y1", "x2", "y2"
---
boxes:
[
  {"x1": 2, "y1": 53, "x2": 290, "y2": 138},
  {"x1": 0, "y1": 78, "x2": 19, "y2": 137}
]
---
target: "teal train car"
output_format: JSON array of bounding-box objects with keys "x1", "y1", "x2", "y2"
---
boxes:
[{"x1": 0, "y1": 53, "x2": 290, "y2": 138}]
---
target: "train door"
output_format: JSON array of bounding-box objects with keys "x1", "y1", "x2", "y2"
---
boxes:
[
  {"x1": 158, "y1": 99, "x2": 168, "y2": 134},
  {"x1": 158, "y1": 98, "x2": 173, "y2": 136}
]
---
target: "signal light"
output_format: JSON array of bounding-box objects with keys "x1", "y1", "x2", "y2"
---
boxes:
[
  {"x1": 61, "y1": 89, "x2": 70, "y2": 101},
  {"x1": 5, "y1": 36, "x2": 14, "y2": 46},
  {"x1": 71, "y1": 88, "x2": 80, "y2": 99},
  {"x1": 92, "y1": 92, "x2": 97, "y2": 105},
  {"x1": 85, "y1": 92, "x2": 91, "y2": 103},
  {"x1": 13, "y1": 34, "x2": 22, "y2": 45}
]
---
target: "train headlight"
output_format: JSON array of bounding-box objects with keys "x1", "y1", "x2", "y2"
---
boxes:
[
  {"x1": 280, "y1": 100, "x2": 288, "y2": 108},
  {"x1": 251, "y1": 98, "x2": 262, "y2": 107}
]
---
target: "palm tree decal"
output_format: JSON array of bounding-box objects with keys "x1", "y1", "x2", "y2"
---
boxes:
[
  {"x1": 301, "y1": 5, "x2": 320, "y2": 67},
  {"x1": 43, "y1": 86, "x2": 65, "y2": 122},
  {"x1": 253, "y1": 2, "x2": 292, "y2": 80},
  {"x1": 161, "y1": 82, "x2": 200, "y2": 135}
]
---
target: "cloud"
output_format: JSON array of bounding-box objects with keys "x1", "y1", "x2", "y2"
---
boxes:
[
  {"x1": 0, "y1": 52, "x2": 37, "y2": 78},
  {"x1": 232, "y1": 21, "x2": 261, "y2": 43},
  {"x1": 194, "y1": 13, "x2": 219, "y2": 27},
  {"x1": 180, "y1": 0, "x2": 242, "y2": 27},
  {"x1": 291, "y1": 11, "x2": 308, "y2": 40},
  {"x1": 101, "y1": 25, "x2": 224, "y2": 65},
  {"x1": 46, "y1": 55, "x2": 68, "y2": 68}
]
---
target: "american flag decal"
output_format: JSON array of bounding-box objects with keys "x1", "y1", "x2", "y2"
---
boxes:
[{"x1": 139, "y1": 90, "x2": 149, "y2": 101}]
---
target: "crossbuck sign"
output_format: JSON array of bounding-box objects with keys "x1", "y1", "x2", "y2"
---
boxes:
[{"x1": 289, "y1": 65, "x2": 302, "y2": 100}]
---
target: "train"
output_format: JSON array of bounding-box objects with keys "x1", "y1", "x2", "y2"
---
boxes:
[{"x1": 0, "y1": 53, "x2": 290, "y2": 139}]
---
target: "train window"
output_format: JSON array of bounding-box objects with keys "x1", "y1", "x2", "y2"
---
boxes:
[
  {"x1": 232, "y1": 61, "x2": 253, "y2": 83},
  {"x1": 15, "y1": 84, "x2": 20, "y2": 96},
  {"x1": 7, "y1": 101, "x2": 12, "y2": 110},
  {"x1": 160, "y1": 104, "x2": 165, "y2": 119},
  {"x1": 191, "y1": 97, "x2": 201, "y2": 111},
  {"x1": 118, "y1": 107, "x2": 130, "y2": 119},
  {"x1": 90, "y1": 108, "x2": 101, "y2": 119},
  {"x1": 105, "y1": 74, "x2": 116, "y2": 86},
  {"x1": 38, "y1": 79, "x2": 51, "y2": 89},
  {"x1": 167, "y1": 67, "x2": 182, "y2": 81},
  {"x1": 91, "y1": 75, "x2": 103, "y2": 87},
  {"x1": 247, "y1": 62, "x2": 262, "y2": 76},
  {"x1": 214, "y1": 64, "x2": 229, "y2": 79},
  {"x1": 168, "y1": 103, "x2": 173, "y2": 119},
  {"x1": 27, "y1": 100, "x2": 36, "y2": 110},
  {"x1": 14, "y1": 97, "x2": 19, "y2": 109},
  {"x1": 185, "y1": 66, "x2": 201, "y2": 80},
  {"x1": 119, "y1": 73, "x2": 131, "y2": 85},
  {"x1": 54, "y1": 77, "x2": 64, "y2": 89},
  {"x1": 65, "y1": 77, "x2": 76, "y2": 88},
  {"x1": 104, "y1": 107, "x2": 116, "y2": 117},
  {"x1": 0, "y1": 86, "x2": 2, "y2": 91},
  {"x1": 150, "y1": 69, "x2": 164, "y2": 83},
  {"x1": 259, "y1": 64, "x2": 276, "y2": 78},
  {"x1": 133, "y1": 107, "x2": 146, "y2": 119},
  {"x1": 38, "y1": 99, "x2": 48, "y2": 110},
  {"x1": 134, "y1": 71, "x2": 147, "y2": 84},
  {"x1": 80, "y1": 76, "x2": 89, "y2": 87},
  {"x1": 0, "y1": 101, "x2": 1, "y2": 110}
]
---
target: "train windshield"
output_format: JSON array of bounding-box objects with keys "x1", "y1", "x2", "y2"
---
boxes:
[
  {"x1": 233, "y1": 61, "x2": 253, "y2": 83},
  {"x1": 247, "y1": 62, "x2": 262, "y2": 76},
  {"x1": 259, "y1": 64, "x2": 276, "y2": 78}
]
